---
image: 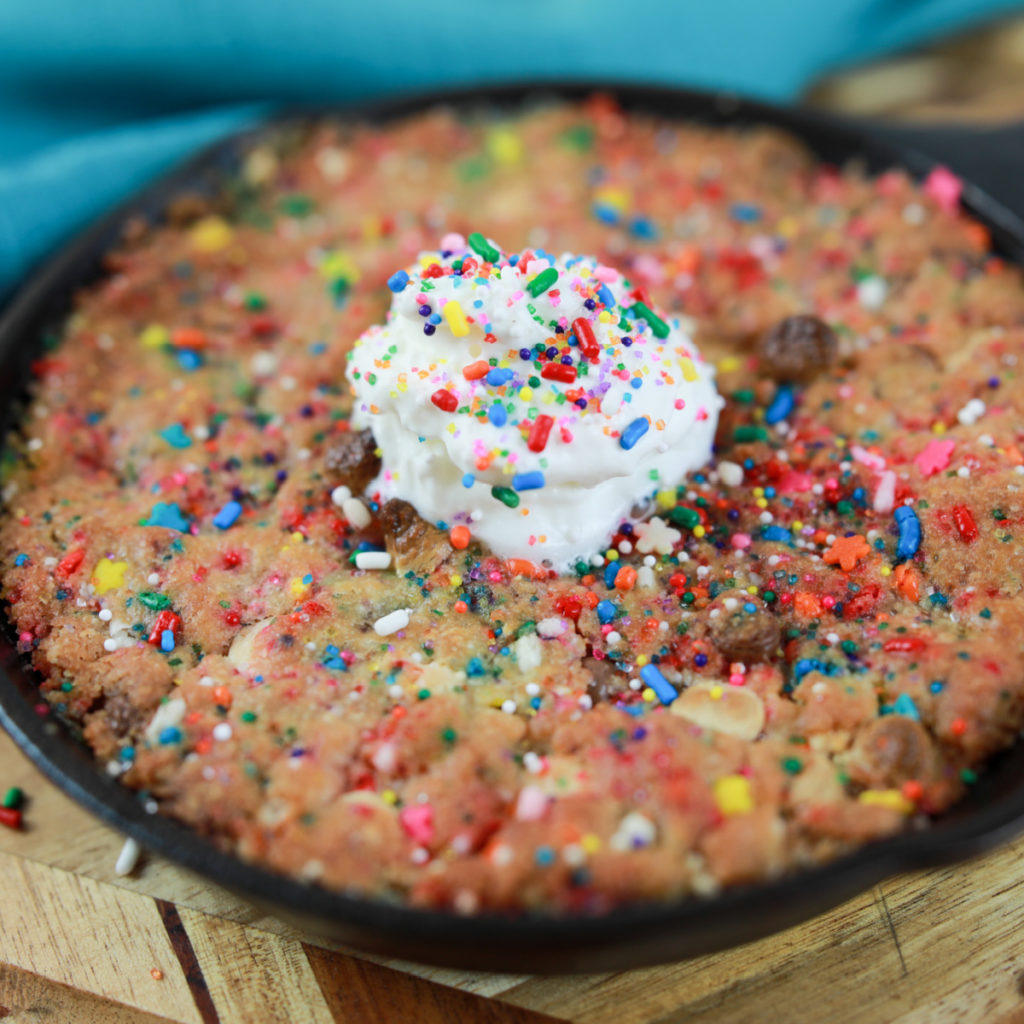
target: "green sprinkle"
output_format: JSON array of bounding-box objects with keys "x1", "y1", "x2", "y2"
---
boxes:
[
  {"x1": 734, "y1": 425, "x2": 769, "y2": 443},
  {"x1": 491, "y1": 486, "x2": 520, "y2": 509},
  {"x1": 468, "y1": 232, "x2": 500, "y2": 263},
  {"x1": 417, "y1": 688, "x2": 431, "y2": 701},
  {"x1": 441, "y1": 727, "x2": 458, "y2": 746},
  {"x1": 782, "y1": 758, "x2": 803, "y2": 775},
  {"x1": 630, "y1": 302, "x2": 669, "y2": 339},
  {"x1": 961, "y1": 768, "x2": 978, "y2": 784},
  {"x1": 763, "y1": 590, "x2": 777, "y2": 604},
  {"x1": 667, "y1": 506, "x2": 700, "y2": 529},
  {"x1": 3, "y1": 787, "x2": 23, "y2": 809},
  {"x1": 241, "y1": 711, "x2": 258, "y2": 723},
  {"x1": 138, "y1": 592, "x2": 171, "y2": 611},
  {"x1": 526, "y1": 267, "x2": 558, "y2": 298}
]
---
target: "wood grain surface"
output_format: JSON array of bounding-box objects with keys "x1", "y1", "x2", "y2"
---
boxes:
[{"x1": 3, "y1": 728, "x2": 1024, "y2": 1023}]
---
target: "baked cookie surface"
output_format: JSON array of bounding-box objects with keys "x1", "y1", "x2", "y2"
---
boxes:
[{"x1": 3, "y1": 98, "x2": 1023, "y2": 913}]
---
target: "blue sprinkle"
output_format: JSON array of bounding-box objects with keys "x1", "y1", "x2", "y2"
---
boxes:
[
  {"x1": 761, "y1": 525, "x2": 792, "y2": 543},
  {"x1": 630, "y1": 378, "x2": 642, "y2": 389},
  {"x1": 466, "y1": 657, "x2": 486, "y2": 677},
  {"x1": 461, "y1": 473, "x2": 475, "y2": 488},
  {"x1": 597, "y1": 284, "x2": 615, "y2": 308},
  {"x1": 302, "y1": 573, "x2": 313, "y2": 585},
  {"x1": 145, "y1": 502, "x2": 190, "y2": 532},
  {"x1": 592, "y1": 203, "x2": 620, "y2": 225},
  {"x1": 14, "y1": 554, "x2": 28, "y2": 567},
  {"x1": 535, "y1": 845, "x2": 556, "y2": 866},
  {"x1": 488, "y1": 403, "x2": 507, "y2": 427},
  {"x1": 730, "y1": 202, "x2": 762, "y2": 222},
  {"x1": 629, "y1": 216, "x2": 658, "y2": 239},
  {"x1": 159, "y1": 423, "x2": 192, "y2": 449},
  {"x1": 765, "y1": 385, "x2": 795, "y2": 425},
  {"x1": 160, "y1": 630, "x2": 175, "y2": 653},
  {"x1": 604, "y1": 561, "x2": 619, "y2": 589},
  {"x1": 596, "y1": 599, "x2": 617, "y2": 624},
  {"x1": 323, "y1": 656, "x2": 347, "y2": 671},
  {"x1": 176, "y1": 349, "x2": 202, "y2": 371},
  {"x1": 620, "y1": 417, "x2": 649, "y2": 450},
  {"x1": 387, "y1": 269, "x2": 410, "y2": 293},
  {"x1": 640, "y1": 664, "x2": 678, "y2": 705},
  {"x1": 428, "y1": 313, "x2": 441, "y2": 325},
  {"x1": 930, "y1": 680, "x2": 944, "y2": 694},
  {"x1": 512, "y1": 471, "x2": 545, "y2": 491},
  {"x1": 894, "y1": 505, "x2": 921, "y2": 560},
  {"x1": 893, "y1": 693, "x2": 921, "y2": 721},
  {"x1": 486, "y1": 368, "x2": 513, "y2": 387},
  {"x1": 158, "y1": 726, "x2": 182, "y2": 745},
  {"x1": 794, "y1": 658, "x2": 823, "y2": 681},
  {"x1": 212, "y1": 500, "x2": 242, "y2": 530}
]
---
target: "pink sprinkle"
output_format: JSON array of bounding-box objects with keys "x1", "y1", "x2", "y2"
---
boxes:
[
  {"x1": 515, "y1": 785, "x2": 549, "y2": 822},
  {"x1": 728, "y1": 673, "x2": 745, "y2": 686},
  {"x1": 914, "y1": 439, "x2": 955, "y2": 477},
  {"x1": 399, "y1": 804, "x2": 434, "y2": 844},
  {"x1": 777, "y1": 471, "x2": 812, "y2": 493},
  {"x1": 850, "y1": 444, "x2": 886, "y2": 471},
  {"x1": 594, "y1": 265, "x2": 619, "y2": 283},
  {"x1": 731, "y1": 533, "x2": 752, "y2": 550},
  {"x1": 874, "y1": 470, "x2": 897, "y2": 514},
  {"x1": 924, "y1": 167, "x2": 962, "y2": 214},
  {"x1": 440, "y1": 232, "x2": 466, "y2": 252},
  {"x1": 674, "y1": 398, "x2": 686, "y2": 410}
]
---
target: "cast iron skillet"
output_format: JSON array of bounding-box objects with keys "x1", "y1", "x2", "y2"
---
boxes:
[{"x1": 2, "y1": 81, "x2": 1024, "y2": 974}]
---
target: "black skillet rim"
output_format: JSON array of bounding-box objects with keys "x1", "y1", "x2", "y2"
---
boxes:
[{"x1": 2, "y1": 79, "x2": 1024, "y2": 973}]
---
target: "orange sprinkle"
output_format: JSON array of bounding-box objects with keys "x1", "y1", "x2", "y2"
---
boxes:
[
  {"x1": 823, "y1": 534, "x2": 871, "y2": 572},
  {"x1": 462, "y1": 360, "x2": 490, "y2": 380},
  {"x1": 391, "y1": 706, "x2": 407, "y2": 719},
  {"x1": 581, "y1": 574, "x2": 596, "y2": 586},
  {"x1": 901, "y1": 780, "x2": 924, "y2": 802},
  {"x1": 793, "y1": 592, "x2": 823, "y2": 619},
  {"x1": 614, "y1": 566, "x2": 638, "y2": 591},
  {"x1": 507, "y1": 557, "x2": 544, "y2": 579},
  {"x1": 449, "y1": 525, "x2": 471, "y2": 550},
  {"x1": 453, "y1": 600, "x2": 469, "y2": 613},
  {"x1": 151, "y1": 969, "x2": 164, "y2": 981},
  {"x1": 951, "y1": 718, "x2": 967, "y2": 736},
  {"x1": 170, "y1": 327, "x2": 208, "y2": 349},
  {"x1": 211, "y1": 686, "x2": 233, "y2": 708},
  {"x1": 893, "y1": 563, "x2": 920, "y2": 603}
]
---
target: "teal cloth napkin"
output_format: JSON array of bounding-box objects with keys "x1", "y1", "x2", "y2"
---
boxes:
[{"x1": 2, "y1": 0, "x2": 1020, "y2": 297}]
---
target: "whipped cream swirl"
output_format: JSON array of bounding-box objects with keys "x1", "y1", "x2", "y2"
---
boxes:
[{"x1": 346, "y1": 234, "x2": 722, "y2": 571}]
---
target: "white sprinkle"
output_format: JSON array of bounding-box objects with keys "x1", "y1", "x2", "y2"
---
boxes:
[
  {"x1": 536, "y1": 617, "x2": 568, "y2": 638},
  {"x1": 857, "y1": 275, "x2": 887, "y2": 310},
  {"x1": 147, "y1": 572, "x2": 160, "y2": 585},
  {"x1": 355, "y1": 551, "x2": 392, "y2": 570},
  {"x1": 250, "y1": 352, "x2": 278, "y2": 376},
  {"x1": 199, "y1": 676, "x2": 215, "y2": 687},
  {"x1": 98, "y1": 609, "x2": 113, "y2": 622},
  {"x1": 717, "y1": 460, "x2": 744, "y2": 487},
  {"x1": 523, "y1": 751, "x2": 544, "y2": 774},
  {"x1": 330, "y1": 485, "x2": 352, "y2": 507},
  {"x1": 27, "y1": 438, "x2": 43, "y2": 451},
  {"x1": 957, "y1": 398, "x2": 986, "y2": 426},
  {"x1": 374, "y1": 608, "x2": 411, "y2": 636},
  {"x1": 525, "y1": 682, "x2": 540, "y2": 697},
  {"x1": 501, "y1": 699, "x2": 518, "y2": 714},
  {"x1": 606, "y1": 631, "x2": 622, "y2": 646},
  {"x1": 342, "y1": 496, "x2": 371, "y2": 529},
  {"x1": 212, "y1": 723, "x2": 233, "y2": 741},
  {"x1": 115, "y1": 837, "x2": 141, "y2": 877}
]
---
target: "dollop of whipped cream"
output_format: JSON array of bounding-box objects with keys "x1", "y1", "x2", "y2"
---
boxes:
[{"x1": 346, "y1": 234, "x2": 722, "y2": 571}]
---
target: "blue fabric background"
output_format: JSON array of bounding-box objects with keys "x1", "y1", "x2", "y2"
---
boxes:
[{"x1": 1, "y1": 0, "x2": 1020, "y2": 297}]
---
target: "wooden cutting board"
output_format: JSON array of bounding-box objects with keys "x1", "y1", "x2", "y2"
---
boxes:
[{"x1": 3, "y1": 726, "x2": 1024, "y2": 1024}]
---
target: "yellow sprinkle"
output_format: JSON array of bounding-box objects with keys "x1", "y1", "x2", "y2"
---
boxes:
[
  {"x1": 679, "y1": 357, "x2": 697, "y2": 382},
  {"x1": 290, "y1": 531, "x2": 304, "y2": 542},
  {"x1": 450, "y1": 574, "x2": 462, "y2": 587},
  {"x1": 139, "y1": 324, "x2": 169, "y2": 349},
  {"x1": 835, "y1": 437, "x2": 847, "y2": 448},
  {"x1": 693, "y1": 525, "x2": 706, "y2": 539},
  {"x1": 753, "y1": 487, "x2": 764, "y2": 497},
  {"x1": 778, "y1": 216, "x2": 799, "y2": 238},
  {"x1": 381, "y1": 789, "x2": 398, "y2": 805},
  {"x1": 714, "y1": 775, "x2": 753, "y2": 816},
  {"x1": 718, "y1": 356, "x2": 741, "y2": 373},
  {"x1": 709, "y1": 686, "x2": 723, "y2": 701},
  {"x1": 92, "y1": 558, "x2": 129, "y2": 596},
  {"x1": 447, "y1": 422, "x2": 457, "y2": 434},
  {"x1": 581, "y1": 833, "x2": 601, "y2": 854},
  {"x1": 605, "y1": 550, "x2": 619, "y2": 562},
  {"x1": 361, "y1": 215, "x2": 381, "y2": 241},
  {"x1": 593, "y1": 186, "x2": 630, "y2": 211},
  {"x1": 289, "y1": 577, "x2": 310, "y2": 598},
  {"x1": 656, "y1": 489, "x2": 676, "y2": 509},
  {"x1": 487, "y1": 128, "x2": 523, "y2": 165},
  {"x1": 746, "y1": 586, "x2": 758, "y2": 595},
  {"x1": 756, "y1": 498, "x2": 768, "y2": 509},
  {"x1": 880, "y1": 566, "x2": 892, "y2": 577},
  {"x1": 319, "y1": 250, "x2": 361, "y2": 283},
  {"x1": 932, "y1": 422, "x2": 947, "y2": 435},
  {"x1": 858, "y1": 789, "x2": 913, "y2": 814},
  {"x1": 598, "y1": 311, "x2": 614, "y2": 323},
  {"x1": 642, "y1": 687, "x2": 656, "y2": 703},
  {"x1": 519, "y1": 386, "x2": 533, "y2": 401},
  {"x1": 189, "y1": 216, "x2": 234, "y2": 253},
  {"x1": 443, "y1": 300, "x2": 470, "y2": 338},
  {"x1": 792, "y1": 520, "x2": 804, "y2": 531},
  {"x1": 636, "y1": 655, "x2": 649, "y2": 667}
]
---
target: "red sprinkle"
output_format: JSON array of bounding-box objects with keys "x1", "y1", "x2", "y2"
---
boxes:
[
  {"x1": 0, "y1": 808, "x2": 21, "y2": 830},
  {"x1": 883, "y1": 637, "x2": 926, "y2": 654},
  {"x1": 952, "y1": 505, "x2": 978, "y2": 543},
  {"x1": 572, "y1": 317, "x2": 600, "y2": 362},
  {"x1": 148, "y1": 610, "x2": 182, "y2": 646},
  {"x1": 541, "y1": 363, "x2": 577, "y2": 384},
  {"x1": 527, "y1": 415, "x2": 554, "y2": 452},
  {"x1": 431, "y1": 389, "x2": 458, "y2": 412},
  {"x1": 55, "y1": 548, "x2": 85, "y2": 579}
]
